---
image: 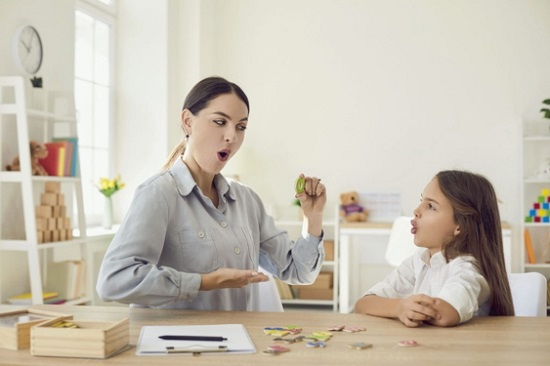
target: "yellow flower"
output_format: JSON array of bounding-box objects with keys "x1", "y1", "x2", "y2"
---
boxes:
[{"x1": 97, "y1": 175, "x2": 125, "y2": 198}]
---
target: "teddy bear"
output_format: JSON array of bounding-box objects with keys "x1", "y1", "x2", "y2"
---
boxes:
[
  {"x1": 339, "y1": 191, "x2": 368, "y2": 222},
  {"x1": 6, "y1": 140, "x2": 49, "y2": 176}
]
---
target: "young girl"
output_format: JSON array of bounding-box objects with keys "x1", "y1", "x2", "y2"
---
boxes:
[{"x1": 355, "y1": 170, "x2": 514, "y2": 327}]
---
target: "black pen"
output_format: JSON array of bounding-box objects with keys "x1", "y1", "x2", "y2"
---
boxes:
[{"x1": 159, "y1": 335, "x2": 228, "y2": 342}]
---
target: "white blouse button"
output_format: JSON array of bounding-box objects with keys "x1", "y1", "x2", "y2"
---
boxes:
[
  {"x1": 221, "y1": 222, "x2": 228, "y2": 228},
  {"x1": 198, "y1": 231, "x2": 205, "y2": 238},
  {"x1": 234, "y1": 247, "x2": 241, "y2": 254}
]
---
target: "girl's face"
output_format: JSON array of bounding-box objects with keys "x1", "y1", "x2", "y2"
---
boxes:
[
  {"x1": 411, "y1": 177, "x2": 459, "y2": 255},
  {"x1": 182, "y1": 93, "x2": 248, "y2": 175}
]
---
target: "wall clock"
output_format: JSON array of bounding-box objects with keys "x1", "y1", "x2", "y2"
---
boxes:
[{"x1": 13, "y1": 25, "x2": 43, "y2": 75}]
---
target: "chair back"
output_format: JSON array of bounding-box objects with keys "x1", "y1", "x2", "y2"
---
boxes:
[
  {"x1": 508, "y1": 272, "x2": 547, "y2": 317},
  {"x1": 258, "y1": 267, "x2": 284, "y2": 312},
  {"x1": 385, "y1": 216, "x2": 417, "y2": 267}
]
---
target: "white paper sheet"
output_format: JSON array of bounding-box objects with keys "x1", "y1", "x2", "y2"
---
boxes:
[{"x1": 136, "y1": 324, "x2": 256, "y2": 356}]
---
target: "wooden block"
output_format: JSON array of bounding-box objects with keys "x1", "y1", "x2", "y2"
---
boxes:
[
  {"x1": 59, "y1": 205, "x2": 66, "y2": 218},
  {"x1": 40, "y1": 193, "x2": 57, "y2": 206},
  {"x1": 51, "y1": 230, "x2": 60, "y2": 242},
  {"x1": 324, "y1": 240, "x2": 334, "y2": 261},
  {"x1": 45, "y1": 181, "x2": 61, "y2": 193},
  {"x1": 56, "y1": 217, "x2": 65, "y2": 229},
  {"x1": 64, "y1": 217, "x2": 71, "y2": 229},
  {"x1": 59, "y1": 230, "x2": 67, "y2": 241},
  {"x1": 52, "y1": 206, "x2": 62, "y2": 218},
  {"x1": 47, "y1": 218, "x2": 57, "y2": 231},
  {"x1": 31, "y1": 318, "x2": 129, "y2": 358},
  {"x1": 0, "y1": 309, "x2": 71, "y2": 350},
  {"x1": 66, "y1": 229, "x2": 73, "y2": 240},
  {"x1": 35, "y1": 218, "x2": 47, "y2": 231},
  {"x1": 35, "y1": 206, "x2": 53, "y2": 219},
  {"x1": 36, "y1": 230, "x2": 44, "y2": 244},
  {"x1": 43, "y1": 231, "x2": 52, "y2": 243},
  {"x1": 57, "y1": 193, "x2": 65, "y2": 206}
]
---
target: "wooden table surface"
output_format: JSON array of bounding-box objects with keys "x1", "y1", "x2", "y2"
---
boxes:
[{"x1": 1, "y1": 304, "x2": 549, "y2": 365}]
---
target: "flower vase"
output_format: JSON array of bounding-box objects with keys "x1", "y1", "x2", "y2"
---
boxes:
[{"x1": 102, "y1": 196, "x2": 113, "y2": 230}]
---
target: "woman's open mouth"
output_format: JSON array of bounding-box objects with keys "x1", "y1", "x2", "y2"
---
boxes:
[{"x1": 217, "y1": 149, "x2": 230, "y2": 162}]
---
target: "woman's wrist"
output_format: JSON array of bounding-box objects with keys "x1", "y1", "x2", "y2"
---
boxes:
[{"x1": 303, "y1": 214, "x2": 323, "y2": 237}]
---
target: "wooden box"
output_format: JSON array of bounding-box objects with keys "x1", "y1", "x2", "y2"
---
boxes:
[
  {"x1": 309, "y1": 271, "x2": 333, "y2": 289},
  {"x1": 31, "y1": 317, "x2": 129, "y2": 359},
  {"x1": 0, "y1": 308, "x2": 71, "y2": 350},
  {"x1": 298, "y1": 288, "x2": 334, "y2": 300},
  {"x1": 324, "y1": 240, "x2": 334, "y2": 261}
]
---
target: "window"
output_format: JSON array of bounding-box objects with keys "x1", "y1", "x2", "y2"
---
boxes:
[{"x1": 74, "y1": 0, "x2": 116, "y2": 226}]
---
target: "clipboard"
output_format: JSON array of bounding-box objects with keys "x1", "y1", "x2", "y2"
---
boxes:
[{"x1": 136, "y1": 324, "x2": 256, "y2": 356}]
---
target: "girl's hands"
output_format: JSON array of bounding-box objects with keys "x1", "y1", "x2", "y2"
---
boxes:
[
  {"x1": 396, "y1": 294, "x2": 441, "y2": 327},
  {"x1": 200, "y1": 268, "x2": 269, "y2": 291}
]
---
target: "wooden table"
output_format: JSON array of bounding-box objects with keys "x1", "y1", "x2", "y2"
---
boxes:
[{"x1": 1, "y1": 305, "x2": 549, "y2": 365}]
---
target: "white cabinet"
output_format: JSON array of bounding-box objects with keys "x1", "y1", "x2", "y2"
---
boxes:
[
  {"x1": 274, "y1": 220, "x2": 338, "y2": 311},
  {"x1": 521, "y1": 120, "x2": 550, "y2": 300},
  {"x1": 0, "y1": 76, "x2": 90, "y2": 305}
]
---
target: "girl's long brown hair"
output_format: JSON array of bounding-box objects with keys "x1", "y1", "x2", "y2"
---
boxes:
[
  {"x1": 162, "y1": 76, "x2": 250, "y2": 171},
  {"x1": 437, "y1": 170, "x2": 514, "y2": 316}
]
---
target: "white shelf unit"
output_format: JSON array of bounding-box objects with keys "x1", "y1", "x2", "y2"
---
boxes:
[
  {"x1": 274, "y1": 220, "x2": 338, "y2": 312},
  {"x1": 520, "y1": 120, "x2": 550, "y2": 312},
  {"x1": 0, "y1": 76, "x2": 90, "y2": 305}
]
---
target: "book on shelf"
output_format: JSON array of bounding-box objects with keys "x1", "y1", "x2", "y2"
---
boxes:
[
  {"x1": 53, "y1": 137, "x2": 79, "y2": 176},
  {"x1": 38, "y1": 138, "x2": 79, "y2": 177},
  {"x1": 46, "y1": 260, "x2": 86, "y2": 300},
  {"x1": 7, "y1": 291, "x2": 59, "y2": 305},
  {"x1": 44, "y1": 297, "x2": 67, "y2": 305},
  {"x1": 39, "y1": 142, "x2": 66, "y2": 176},
  {"x1": 524, "y1": 229, "x2": 536, "y2": 264},
  {"x1": 58, "y1": 140, "x2": 72, "y2": 176},
  {"x1": 66, "y1": 260, "x2": 86, "y2": 300}
]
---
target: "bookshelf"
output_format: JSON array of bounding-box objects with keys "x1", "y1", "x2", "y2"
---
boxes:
[
  {"x1": 0, "y1": 76, "x2": 90, "y2": 305},
  {"x1": 520, "y1": 120, "x2": 550, "y2": 313}
]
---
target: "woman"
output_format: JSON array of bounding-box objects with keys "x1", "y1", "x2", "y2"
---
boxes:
[{"x1": 96, "y1": 76, "x2": 327, "y2": 311}]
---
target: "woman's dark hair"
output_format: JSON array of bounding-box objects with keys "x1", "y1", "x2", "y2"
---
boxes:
[
  {"x1": 162, "y1": 76, "x2": 249, "y2": 170},
  {"x1": 437, "y1": 170, "x2": 514, "y2": 316},
  {"x1": 183, "y1": 76, "x2": 249, "y2": 114}
]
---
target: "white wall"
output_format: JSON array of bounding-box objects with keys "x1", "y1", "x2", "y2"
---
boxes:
[
  {"x1": 114, "y1": 0, "x2": 172, "y2": 219},
  {"x1": 0, "y1": 0, "x2": 75, "y2": 90},
  {"x1": 183, "y1": 0, "x2": 550, "y2": 272},
  {"x1": 203, "y1": 0, "x2": 550, "y2": 216}
]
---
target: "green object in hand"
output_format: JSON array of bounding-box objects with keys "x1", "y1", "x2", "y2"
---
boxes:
[{"x1": 295, "y1": 177, "x2": 306, "y2": 194}]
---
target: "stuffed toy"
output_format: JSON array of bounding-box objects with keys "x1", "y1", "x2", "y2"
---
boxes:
[
  {"x1": 339, "y1": 191, "x2": 368, "y2": 222},
  {"x1": 6, "y1": 141, "x2": 49, "y2": 176}
]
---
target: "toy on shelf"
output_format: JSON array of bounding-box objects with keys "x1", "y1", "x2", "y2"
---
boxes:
[
  {"x1": 525, "y1": 188, "x2": 550, "y2": 223},
  {"x1": 35, "y1": 181, "x2": 73, "y2": 243},
  {"x1": 5, "y1": 140, "x2": 48, "y2": 176},
  {"x1": 339, "y1": 191, "x2": 368, "y2": 222}
]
